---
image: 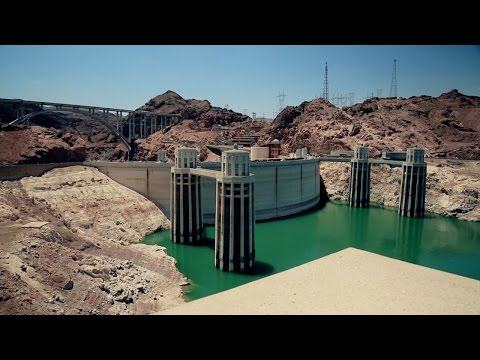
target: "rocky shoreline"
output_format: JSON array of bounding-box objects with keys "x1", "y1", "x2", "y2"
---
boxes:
[
  {"x1": 320, "y1": 159, "x2": 480, "y2": 222},
  {"x1": 0, "y1": 166, "x2": 187, "y2": 315}
]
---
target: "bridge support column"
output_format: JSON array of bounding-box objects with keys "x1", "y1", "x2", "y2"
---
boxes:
[
  {"x1": 349, "y1": 147, "x2": 371, "y2": 208},
  {"x1": 399, "y1": 148, "x2": 427, "y2": 218},
  {"x1": 171, "y1": 148, "x2": 203, "y2": 244},
  {"x1": 215, "y1": 150, "x2": 255, "y2": 272},
  {"x1": 128, "y1": 113, "x2": 133, "y2": 141}
]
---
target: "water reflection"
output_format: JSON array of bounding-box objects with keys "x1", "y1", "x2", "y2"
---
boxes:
[
  {"x1": 347, "y1": 205, "x2": 370, "y2": 250},
  {"x1": 395, "y1": 215, "x2": 424, "y2": 263}
]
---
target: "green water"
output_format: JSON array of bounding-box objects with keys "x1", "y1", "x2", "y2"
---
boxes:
[{"x1": 143, "y1": 201, "x2": 480, "y2": 301}]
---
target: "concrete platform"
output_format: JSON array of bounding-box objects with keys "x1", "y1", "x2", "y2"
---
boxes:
[{"x1": 159, "y1": 248, "x2": 480, "y2": 315}]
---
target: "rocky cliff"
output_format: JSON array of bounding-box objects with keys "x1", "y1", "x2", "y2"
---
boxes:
[{"x1": 0, "y1": 166, "x2": 186, "y2": 315}]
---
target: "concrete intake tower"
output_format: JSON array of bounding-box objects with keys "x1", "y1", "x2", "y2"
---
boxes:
[
  {"x1": 349, "y1": 147, "x2": 371, "y2": 208},
  {"x1": 215, "y1": 150, "x2": 256, "y2": 272},
  {"x1": 399, "y1": 148, "x2": 427, "y2": 218},
  {"x1": 170, "y1": 147, "x2": 256, "y2": 272},
  {"x1": 170, "y1": 148, "x2": 203, "y2": 244}
]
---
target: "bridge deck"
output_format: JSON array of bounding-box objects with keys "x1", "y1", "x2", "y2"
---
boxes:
[{"x1": 0, "y1": 98, "x2": 180, "y2": 117}]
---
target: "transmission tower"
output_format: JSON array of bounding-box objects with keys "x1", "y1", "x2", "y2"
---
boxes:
[
  {"x1": 348, "y1": 92, "x2": 355, "y2": 106},
  {"x1": 224, "y1": 104, "x2": 229, "y2": 110},
  {"x1": 329, "y1": 93, "x2": 349, "y2": 107},
  {"x1": 389, "y1": 59, "x2": 397, "y2": 98},
  {"x1": 322, "y1": 62, "x2": 329, "y2": 101},
  {"x1": 377, "y1": 89, "x2": 383, "y2": 98},
  {"x1": 277, "y1": 91, "x2": 286, "y2": 115}
]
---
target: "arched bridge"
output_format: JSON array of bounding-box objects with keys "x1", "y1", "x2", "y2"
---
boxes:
[{"x1": 0, "y1": 98, "x2": 182, "y2": 153}]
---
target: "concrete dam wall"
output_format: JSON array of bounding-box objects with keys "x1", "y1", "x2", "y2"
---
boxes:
[
  {"x1": 85, "y1": 159, "x2": 321, "y2": 224},
  {"x1": 0, "y1": 159, "x2": 321, "y2": 224}
]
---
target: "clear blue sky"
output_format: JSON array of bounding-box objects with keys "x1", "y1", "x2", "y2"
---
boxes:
[{"x1": 0, "y1": 45, "x2": 479, "y2": 118}]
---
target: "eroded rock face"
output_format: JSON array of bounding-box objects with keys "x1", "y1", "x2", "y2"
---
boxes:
[
  {"x1": 20, "y1": 166, "x2": 169, "y2": 242},
  {"x1": 320, "y1": 160, "x2": 480, "y2": 222},
  {"x1": 0, "y1": 166, "x2": 187, "y2": 315}
]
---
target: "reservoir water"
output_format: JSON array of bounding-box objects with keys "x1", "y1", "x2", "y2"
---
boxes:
[{"x1": 143, "y1": 200, "x2": 480, "y2": 301}]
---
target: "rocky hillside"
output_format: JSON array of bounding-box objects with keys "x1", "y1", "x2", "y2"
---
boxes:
[
  {"x1": 0, "y1": 91, "x2": 266, "y2": 164},
  {"x1": 134, "y1": 118, "x2": 265, "y2": 162},
  {"x1": 134, "y1": 91, "x2": 267, "y2": 161},
  {"x1": 2, "y1": 89, "x2": 478, "y2": 164},
  {"x1": 138, "y1": 90, "x2": 251, "y2": 127},
  {"x1": 259, "y1": 90, "x2": 480, "y2": 159},
  {"x1": 320, "y1": 159, "x2": 480, "y2": 222},
  {"x1": 0, "y1": 109, "x2": 127, "y2": 164},
  {"x1": 0, "y1": 166, "x2": 186, "y2": 315}
]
